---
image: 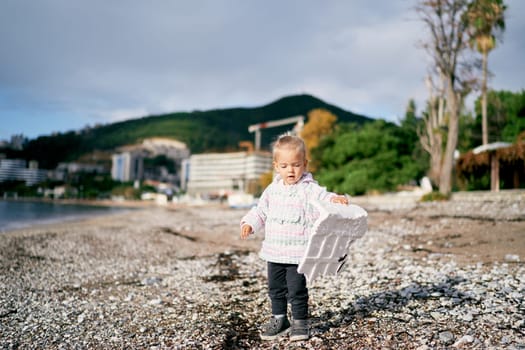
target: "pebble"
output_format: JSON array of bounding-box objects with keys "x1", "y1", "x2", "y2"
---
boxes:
[
  {"x1": 439, "y1": 330, "x2": 454, "y2": 345},
  {"x1": 505, "y1": 254, "x2": 520, "y2": 262},
  {"x1": 453, "y1": 334, "x2": 474, "y2": 347},
  {"x1": 0, "y1": 196, "x2": 524, "y2": 349}
]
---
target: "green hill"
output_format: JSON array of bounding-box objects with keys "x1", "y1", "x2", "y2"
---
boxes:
[{"x1": 20, "y1": 94, "x2": 373, "y2": 169}]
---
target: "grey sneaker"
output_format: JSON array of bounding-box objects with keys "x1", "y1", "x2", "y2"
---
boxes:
[
  {"x1": 260, "y1": 316, "x2": 291, "y2": 340},
  {"x1": 290, "y1": 319, "x2": 309, "y2": 341}
]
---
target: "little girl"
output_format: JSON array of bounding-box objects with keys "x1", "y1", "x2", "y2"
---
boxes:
[{"x1": 240, "y1": 135, "x2": 348, "y2": 341}]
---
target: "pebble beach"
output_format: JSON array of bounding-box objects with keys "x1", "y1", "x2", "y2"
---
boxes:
[{"x1": 1, "y1": 191, "x2": 524, "y2": 349}]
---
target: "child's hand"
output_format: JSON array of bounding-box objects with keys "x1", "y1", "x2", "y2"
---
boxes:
[
  {"x1": 240, "y1": 224, "x2": 253, "y2": 239},
  {"x1": 331, "y1": 195, "x2": 349, "y2": 205}
]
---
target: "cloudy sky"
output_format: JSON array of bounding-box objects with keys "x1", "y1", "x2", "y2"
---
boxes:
[{"x1": 1, "y1": 0, "x2": 524, "y2": 141}]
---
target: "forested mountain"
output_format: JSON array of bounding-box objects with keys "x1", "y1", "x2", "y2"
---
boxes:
[{"x1": 17, "y1": 94, "x2": 373, "y2": 169}]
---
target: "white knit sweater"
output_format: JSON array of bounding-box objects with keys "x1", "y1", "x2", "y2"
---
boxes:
[{"x1": 241, "y1": 172, "x2": 336, "y2": 264}]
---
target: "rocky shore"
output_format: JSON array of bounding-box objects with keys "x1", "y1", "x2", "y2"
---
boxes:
[{"x1": 1, "y1": 192, "x2": 524, "y2": 349}]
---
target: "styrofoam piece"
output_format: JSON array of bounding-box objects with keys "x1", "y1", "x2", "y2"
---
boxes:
[{"x1": 298, "y1": 200, "x2": 368, "y2": 282}]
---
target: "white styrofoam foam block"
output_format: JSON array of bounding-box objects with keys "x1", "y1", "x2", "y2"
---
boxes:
[{"x1": 297, "y1": 200, "x2": 368, "y2": 282}]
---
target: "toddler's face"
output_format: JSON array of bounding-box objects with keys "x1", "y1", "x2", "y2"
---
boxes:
[{"x1": 273, "y1": 148, "x2": 307, "y2": 185}]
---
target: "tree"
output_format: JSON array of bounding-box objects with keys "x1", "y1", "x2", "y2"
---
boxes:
[
  {"x1": 400, "y1": 100, "x2": 429, "y2": 168},
  {"x1": 416, "y1": 0, "x2": 477, "y2": 195},
  {"x1": 300, "y1": 108, "x2": 337, "y2": 172},
  {"x1": 314, "y1": 121, "x2": 426, "y2": 195},
  {"x1": 484, "y1": 90, "x2": 525, "y2": 142},
  {"x1": 401, "y1": 99, "x2": 431, "y2": 181},
  {"x1": 465, "y1": 0, "x2": 507, "y2": 145},
  {"x1": 418, "y1": 75, "x2": 446, "y2": 186}
]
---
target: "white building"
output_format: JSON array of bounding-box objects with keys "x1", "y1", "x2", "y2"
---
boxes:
[
  {"x1": 111, "y1": 152, "x2": 144, "y2": 182},
  {"x1": 183, "y1": 151, "x2": 272, "y2": 195},
  {"x1": 52, "y1": 162, "x2": 107, "y2": 181},
  {"x1": 0, "y1": 158, "x2": 47, "y2": 185},
  {"x1": 111, "y1": 138, "x2": 190, "y2": 184}
]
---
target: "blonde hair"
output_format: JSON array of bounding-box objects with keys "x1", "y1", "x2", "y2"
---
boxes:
[{"x1": 272, "y1": 134, "x2": 307, "y2": 161}]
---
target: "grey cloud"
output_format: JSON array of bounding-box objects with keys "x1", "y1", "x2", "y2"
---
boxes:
[{"x1": 0, "y1": 0, "x2": 523, "y2": 139}]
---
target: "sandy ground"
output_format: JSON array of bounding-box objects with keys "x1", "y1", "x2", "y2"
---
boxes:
[{"x1": 369, "y1": 210, "x2": 525, "y2": 266}]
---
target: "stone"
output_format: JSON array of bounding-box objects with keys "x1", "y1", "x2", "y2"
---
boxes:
[
  {"x1": 453, "y1": 335, "x2": 474, "y2": 347},
  {"x1": 439, "y1": 331, "x2": 455, "y2": 345},
  {"x1": 504, "y1": 254, "x2": 520, "y2": 262}
]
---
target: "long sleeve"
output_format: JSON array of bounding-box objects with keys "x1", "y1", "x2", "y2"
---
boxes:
[
  {"x1": 240, "y1": 185, "x2": 270, "y2": 234},
  {"x1": 304, "y1": 182, "x2": 336, "y2": 237}
]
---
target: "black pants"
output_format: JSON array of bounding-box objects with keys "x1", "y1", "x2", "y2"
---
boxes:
[{"x1": 267, "y1": 262, "x2": 308, "y2": 320}]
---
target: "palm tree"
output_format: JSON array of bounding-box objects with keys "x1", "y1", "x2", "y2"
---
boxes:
[{"x1": 465, "y1": 0, "x2": 506, "y2": 145}]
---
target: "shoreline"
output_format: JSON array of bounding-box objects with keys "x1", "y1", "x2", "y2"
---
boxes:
[
  {"x1": 1, "y1": 197, "x2": 234, "y2": 234},
  {"x1": 0, "y1": 199, "x2": 145, "y2": 234},
  {"x1": 1, "y1": 196, "x2": 158, "y2": 208}
]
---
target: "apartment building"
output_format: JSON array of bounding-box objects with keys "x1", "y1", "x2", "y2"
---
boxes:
[
  {"x1": 0, "y1": 158, "x2": 47, "y2": 186},
  {"x1": 183, "y1": 151, "x2": 272, "y2": 196},
  {"x1": 111, "y1": 138, "x2": 190, "y2": 184}
]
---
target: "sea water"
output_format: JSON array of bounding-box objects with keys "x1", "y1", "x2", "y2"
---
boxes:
[{"x1": 0, "y1": 200, "x2": 129, "y2": 232}]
